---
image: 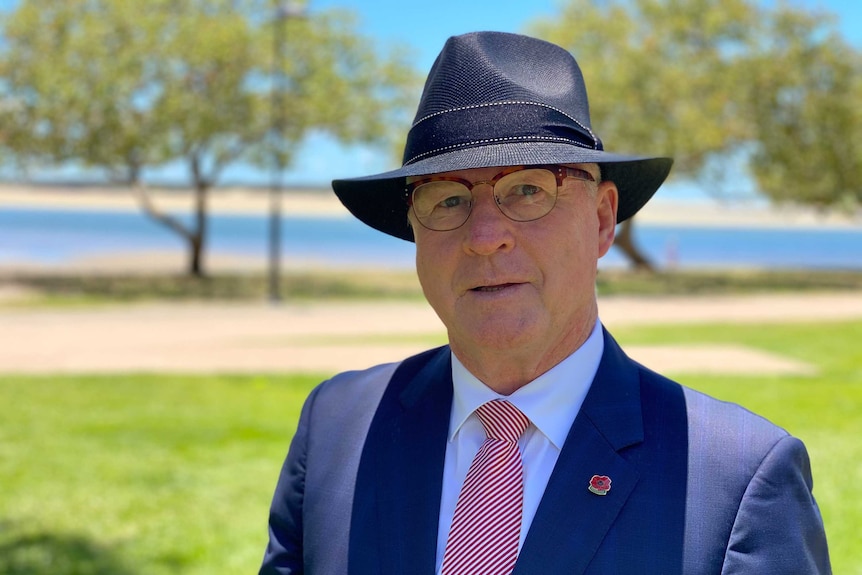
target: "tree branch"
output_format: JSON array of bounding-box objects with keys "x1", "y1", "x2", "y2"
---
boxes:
[{"x1": 133, "y1": 181, "x2": 194, "y2": 243}]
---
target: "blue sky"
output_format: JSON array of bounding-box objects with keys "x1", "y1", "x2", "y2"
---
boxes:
[{"x1": 2, "y1": 0, "x2": 860, "y2": 190}]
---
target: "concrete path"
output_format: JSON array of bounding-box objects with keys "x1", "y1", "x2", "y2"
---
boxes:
[{"x1": 1, "y1": 292, "x2": 859, "y2": 376}]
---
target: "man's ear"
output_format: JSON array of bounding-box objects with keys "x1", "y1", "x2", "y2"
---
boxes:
[{"x1": 596, "y1": 181, "x2": 618, "y2": 258}]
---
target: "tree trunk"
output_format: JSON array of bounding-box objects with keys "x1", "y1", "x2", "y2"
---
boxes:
[
  {"x1": 183, "y1": 152, "x2": 211, "y2": 277},
  {"x1": 614, "y1": 217, "x2": 655, "y2": 272},
  {"x1": 134, "y1": 177, "x2": 200, "y2": 276},
  {"x1": 133, "y1": 154, "x2": 209, "y2": 278},
  {"x1": 189, "y1": 233, "x2": 204, "y2": 277},
  {"x1": 188, "y1": 180, "x2": 208, "y2": 277}
]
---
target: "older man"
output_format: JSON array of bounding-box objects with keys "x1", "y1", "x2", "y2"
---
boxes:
[{"x1": 260, "y1": 32, "x2": 830, "y2": 574}]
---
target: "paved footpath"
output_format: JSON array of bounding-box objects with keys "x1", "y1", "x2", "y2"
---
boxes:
[{"x1": 1, "y1": 292, "x2": 860, "y2": 376}]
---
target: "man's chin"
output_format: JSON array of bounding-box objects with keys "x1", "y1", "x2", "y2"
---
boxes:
[{"x1": 450, "y1": 316, "x2": 539, "y2": 352}]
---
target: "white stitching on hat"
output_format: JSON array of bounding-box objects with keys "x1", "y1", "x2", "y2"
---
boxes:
[
  {"x1": 411, "y1": 101, "x2": 599, "y2": 146},
  {"x1": 403, "y1": 135, "x2": 592, "y2": 165}
]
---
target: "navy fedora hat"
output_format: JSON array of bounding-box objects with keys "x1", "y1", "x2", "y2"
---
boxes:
[{"x1": 332, "y1": 31, "x2": 673, "y2": 241}]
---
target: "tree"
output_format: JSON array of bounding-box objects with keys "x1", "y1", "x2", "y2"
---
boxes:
[
  {"x1": 745, "y1": 7, "x2": 862, "y2": 213},
  {"x1": 528, "y1": 0, "x2": 860, "y2": 269},
  {"x1": 0, "y1": 0, "x2": 417, "y2": 276}
]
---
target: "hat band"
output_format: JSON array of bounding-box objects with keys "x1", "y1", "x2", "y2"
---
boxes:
[{"x1": 402, "y1": 101, "x2": 601, "y2": 166}]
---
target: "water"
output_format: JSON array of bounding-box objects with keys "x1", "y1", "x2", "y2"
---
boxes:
[
  {"x1": 600, "y1": 224, "x2": 862, "y2": 270},
  {"x1": 1, "y1": 207, "x2": 861, "y2": 271},
  {"x1": 0, "y1": 207, "x2": 417, "y2": 269}
]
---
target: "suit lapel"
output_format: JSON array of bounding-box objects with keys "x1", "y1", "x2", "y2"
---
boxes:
[
  {"x1": 515, "y1": 329, "x2": 644, "y2": 575},
  {"x1": 350, "y1": 346, "x2": 453, "y2": 575}
]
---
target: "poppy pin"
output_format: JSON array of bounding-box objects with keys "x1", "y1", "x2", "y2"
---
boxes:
[{"x1": 588, "y1": 475, "x2": 611, "y2": 496}]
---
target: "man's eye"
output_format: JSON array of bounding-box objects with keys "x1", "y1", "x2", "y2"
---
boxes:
[
  {"x1": 440, "y1": 195, "x2": 464, "y2": 208},
  {"x1": 512, "y1": 184, "x2": 542, "y2": 196}
]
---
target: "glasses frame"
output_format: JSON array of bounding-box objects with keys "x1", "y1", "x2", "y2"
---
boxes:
[{"x1": 406, "y1": 164, "x2": 596, "y2": 232}]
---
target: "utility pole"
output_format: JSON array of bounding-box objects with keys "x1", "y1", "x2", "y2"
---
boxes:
[{"x1": 269, "y1": 1, "x2": 305, "y2": 303}]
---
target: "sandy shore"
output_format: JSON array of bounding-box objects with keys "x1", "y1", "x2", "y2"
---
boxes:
[
  {"x1": 1, "y1": 292, "x2": 859, "y2": 376},
  {"x1": 1, "y1": 183, "x2": 348, "y2": 217}
]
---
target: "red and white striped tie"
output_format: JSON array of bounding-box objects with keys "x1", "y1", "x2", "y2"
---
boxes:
[{"x1": 441, "y1": 399, "x2": 531, "y2": 575}]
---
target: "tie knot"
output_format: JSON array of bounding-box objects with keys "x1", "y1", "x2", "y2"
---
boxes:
[{"x1": 475, "y1": 400, "x2": 530, "y2": 442}]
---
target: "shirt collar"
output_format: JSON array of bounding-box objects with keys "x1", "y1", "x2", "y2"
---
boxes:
[{"x1": 449, "y1": 319, "x2": 605, "y2": 449}]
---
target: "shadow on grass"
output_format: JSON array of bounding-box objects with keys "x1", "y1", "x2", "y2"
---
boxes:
[{"x1": 0, "y1": 523, "x2": 137, "y2": 575}]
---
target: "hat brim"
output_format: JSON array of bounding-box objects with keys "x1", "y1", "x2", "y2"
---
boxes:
[{"x1": 332, "y1": 141, "x2": 673, "y2": 242}]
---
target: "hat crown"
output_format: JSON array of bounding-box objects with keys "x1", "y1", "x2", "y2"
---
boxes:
[
  {"x1": 416, "y1": 32, "x2": 592, "y2": 125},
  {"x1": 403, "y1": 32, "x2": 601, "y2": 166}
]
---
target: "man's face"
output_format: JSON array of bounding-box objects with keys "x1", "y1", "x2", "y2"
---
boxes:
[{"x1": 410, "y1": 163, "x2": 618, "y2": 368}]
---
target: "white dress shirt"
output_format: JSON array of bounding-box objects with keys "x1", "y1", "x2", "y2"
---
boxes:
[{"x1": 435, "y1": 319, "x2": 605, "y2": 573}]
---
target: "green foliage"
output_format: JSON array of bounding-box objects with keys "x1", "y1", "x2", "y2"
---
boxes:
[
  {"x1": 528, "y1": 0, "x2": 862, "y2": 210},
  {"x1": 0, "y1": 0, "x2": 419, "y2": 275},
  {"x1": 0, "y1": 0, "x2": 415, "y2": 177},
  {"x1": 1, "y1": 0, "x2": 178, "y2": 171},
  {"x1": 745, "y1": 8, "x2": 862, "y2": 212},
  {"x1": 530, "y1": 0, "x2": 755, "y2": 175}
]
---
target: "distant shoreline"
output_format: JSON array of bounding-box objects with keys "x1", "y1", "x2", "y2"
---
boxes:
[
  {"x1": 0, "y1": 183, "x2": 350, "y2": 218},
  {"x1": 2, "y1": 182, "x2": 860, "y2": 230}
]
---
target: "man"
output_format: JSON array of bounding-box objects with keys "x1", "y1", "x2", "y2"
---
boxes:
[{"x1": 260, "y1": 32, "x2": 830, "y2": 574}]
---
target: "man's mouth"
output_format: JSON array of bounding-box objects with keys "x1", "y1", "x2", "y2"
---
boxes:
[{"x1": 471, "y1": 283, "x2": 518, "y2": 292}]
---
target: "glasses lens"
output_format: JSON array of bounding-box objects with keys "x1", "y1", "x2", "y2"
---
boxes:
[
  {"x1": 494, "y1": 168, "x2": 558, "y2": 222},
  {"x1": 412, "y1": 180, "x2": 473, "y2": 231}
]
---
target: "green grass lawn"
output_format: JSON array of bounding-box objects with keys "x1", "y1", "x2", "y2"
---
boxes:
[
  {"x1": 1, "y1": 320, "x2": 860, "y2": 574},
  {"x1": 0, "y1": 373, "x2": 323, "y2": 575}
]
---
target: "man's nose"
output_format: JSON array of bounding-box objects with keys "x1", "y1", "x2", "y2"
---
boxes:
[{"x1": 462, "y1": 184, "x2": 515, "y2": 255}]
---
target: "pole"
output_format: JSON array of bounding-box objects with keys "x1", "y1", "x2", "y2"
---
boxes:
[
  {"x1": 268, "y1": 2, "x2": 286, "y2": 303},
  {"x1": 268, "y1": 1, "x2": 306, "y2": 303}
]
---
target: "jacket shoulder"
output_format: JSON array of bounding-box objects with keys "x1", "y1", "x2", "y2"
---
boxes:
[
  {"x1": 308, "y1": 345, "x2": 450, "y2": 421},
  {"x1": 670, "y1": 380, "x2": 827, "y2": 572},
  {"x1": 680, "y1": 383, "x2": 789, "y2": 446}
]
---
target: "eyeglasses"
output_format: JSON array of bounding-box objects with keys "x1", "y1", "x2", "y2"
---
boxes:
[{"x1": 407, "y1": 164, "x2": 595, "y2": 232}]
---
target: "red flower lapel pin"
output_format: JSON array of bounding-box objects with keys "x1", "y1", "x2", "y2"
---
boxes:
[{"x1": 588, "y1": 475, "x2": 611, "y2": 496}]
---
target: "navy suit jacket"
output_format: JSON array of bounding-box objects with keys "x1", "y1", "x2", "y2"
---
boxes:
[{"x1": 261, "y1": 329, "x2": 830, "y2": 574}]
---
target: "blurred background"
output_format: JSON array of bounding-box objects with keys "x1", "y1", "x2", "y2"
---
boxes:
[
  {"x1": 1, "y1": 1, "x2": 861, "y2": 573},
  {"x1": 1, "y1": 0, "x2": 860, "y2": 282}
]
